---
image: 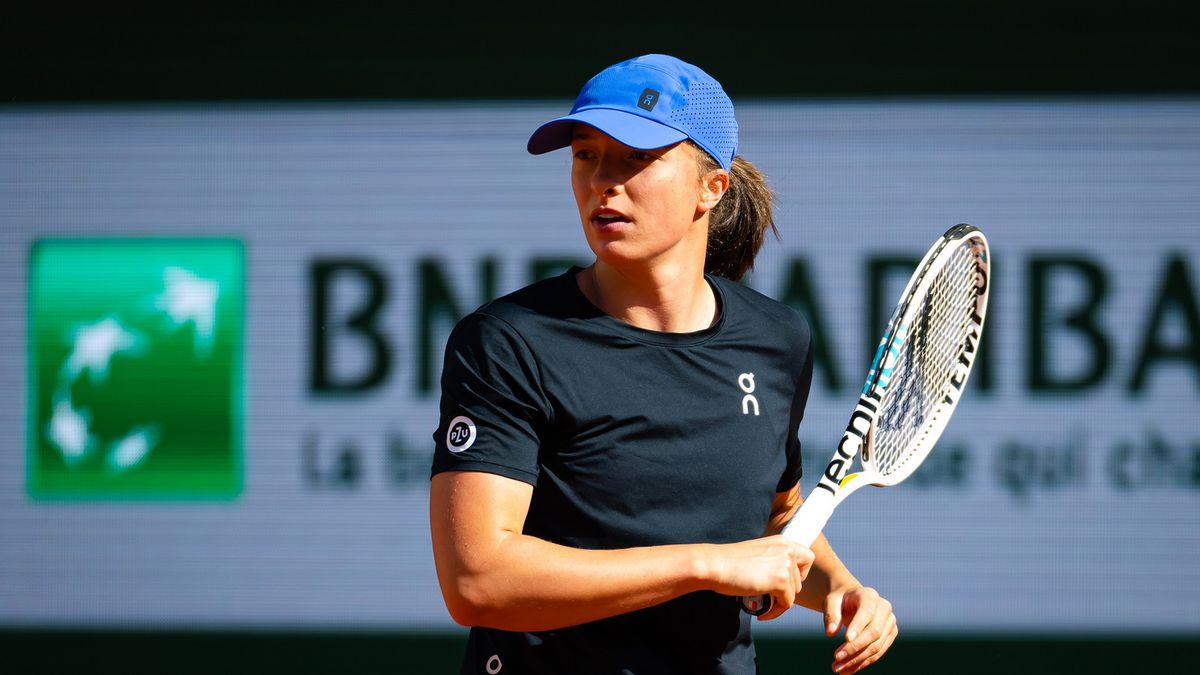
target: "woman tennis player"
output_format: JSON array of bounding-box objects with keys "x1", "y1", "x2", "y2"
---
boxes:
[{"x1": 430, "y1": 54, "x2": 897, "y2": 674}]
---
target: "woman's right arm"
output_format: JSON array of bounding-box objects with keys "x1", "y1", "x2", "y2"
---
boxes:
[{"x1": 429, "y1": 470, "x2": 814, "y2": 632}]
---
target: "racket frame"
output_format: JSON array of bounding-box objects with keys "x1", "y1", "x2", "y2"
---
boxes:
[{"x1": 740, "y1": 223, "x2": 990, "y2": 616}]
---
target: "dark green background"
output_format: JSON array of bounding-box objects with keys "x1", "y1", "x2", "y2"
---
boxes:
[
  {"x1": 6, "y1": 3, "x2": 1198, "y2": 672},
  {"x1": 4, "y1": 2, "x2": 1198, "y2": 103},
  {"x1": 1, "y1": 630, "x2": 1195, "y2": 674}
]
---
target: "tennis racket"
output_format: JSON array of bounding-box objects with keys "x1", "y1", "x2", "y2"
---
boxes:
[{"x1": 741, "y1": 223, "x2": 991, "y2": 616}]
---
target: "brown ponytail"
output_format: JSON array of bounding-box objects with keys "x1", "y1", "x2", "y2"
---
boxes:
[{"x1": 693, "y1": 144, "x2": 779, "y2": 281}]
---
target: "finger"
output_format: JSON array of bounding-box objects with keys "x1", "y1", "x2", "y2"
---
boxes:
[
  {"x1": 798, "y1": 561, "x2": 811, "y2": 582},
  {"x1": 835, "y1": 614, "x2": 896, "y2": 673},
  {"x1": 762, "y1": 594, "x2": 790, "y2": 620},
  {"x1": 834, "y1": 625, "x2": 879, "y2": 665},
  {"x1": 836, "y1": 623, "x2": 896, "y2": 674},
  {"x1": 834, "y1": 628, "x2": 882, "y2": 673},
  {"x1": 760, "y1": 556, "x2": 800, "y2": 622},
  {"x1": 791, "y1": 543, "x2": 815, "y2": 581},
  {"x1": 837, "y1": 621, "x2": 882, "y2": 664},
  {"x1": 842, "y1": 594, "x2": 877, "y2": 645},
  {"x1": 823, "y1": 593, "x2": 843, "y2": 637},
  {"x1": 767, "y1": 564, "x2": 801, "y2": 622},
  {"x1": 759, "y1": 589, "x2": 792, "y2": 622},
  {"x1": 835, "y1": 639, "x2": 880, "y2": 674}
]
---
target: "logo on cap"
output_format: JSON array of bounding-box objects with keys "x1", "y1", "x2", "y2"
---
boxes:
[{"x1": 637, "y1": 88, "x2": 660, "y2": 112}]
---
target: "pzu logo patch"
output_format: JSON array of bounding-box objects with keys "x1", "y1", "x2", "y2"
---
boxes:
[
  {"x1": 637, "y1": 88, "x2": 660, "y2": 112},
  {"x1": 446, "y1": 415, "x2": 477, "y2": 453}
]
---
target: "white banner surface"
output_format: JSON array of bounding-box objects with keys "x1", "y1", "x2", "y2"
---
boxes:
[{"x1": 1, "y1": 100, "x2": 1197, "y2": 634}]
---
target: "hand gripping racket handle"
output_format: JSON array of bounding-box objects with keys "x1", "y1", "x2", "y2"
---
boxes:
[{"x1": 739, "y1": 485, "x2": 840, "y2": 616}]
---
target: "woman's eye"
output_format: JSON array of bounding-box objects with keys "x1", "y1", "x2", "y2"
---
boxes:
[
  {"x1": 573, "y1": 150, "x2": 594, "y2": 160},
  {"x1": 631, "y1": 151, "x2": 655, "y2": 161}
]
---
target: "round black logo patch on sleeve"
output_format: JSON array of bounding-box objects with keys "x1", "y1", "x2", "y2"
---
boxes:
[{"x1": 446, "y1": 416, "x2": 477, "y2": 453}]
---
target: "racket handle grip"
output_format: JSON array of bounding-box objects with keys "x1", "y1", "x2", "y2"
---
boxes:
[{"x1": 737, "y1": 486, "x2": 840, "y2": 616}]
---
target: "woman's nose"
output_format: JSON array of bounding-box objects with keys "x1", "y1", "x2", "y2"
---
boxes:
[{"x1": 590, "y1": 158, "x2": 623, "y2": 196}]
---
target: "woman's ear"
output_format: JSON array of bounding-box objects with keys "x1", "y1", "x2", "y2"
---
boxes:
[{"x1": 698, "y1": 169, "x2": 730, "y2": 214}]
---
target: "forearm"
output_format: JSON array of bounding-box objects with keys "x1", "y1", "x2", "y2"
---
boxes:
[
  {"x1": 441, "y1": 532, "x2": 711, "y2": 632},
  {"x1": 432, "y1": 471, "x2": 722, "y2": 631},
  {"x1": 433, "y1": 472, "x2": 812, "y2": 630}
]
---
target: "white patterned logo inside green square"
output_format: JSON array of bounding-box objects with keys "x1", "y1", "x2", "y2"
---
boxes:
[{"x1": 28, "y1": 239, "x2": 243, "y2": 499}]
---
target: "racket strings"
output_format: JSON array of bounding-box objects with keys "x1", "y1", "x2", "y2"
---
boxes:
[{"x1": 872, "y1": 244, "x2": 981, "y2": 477}]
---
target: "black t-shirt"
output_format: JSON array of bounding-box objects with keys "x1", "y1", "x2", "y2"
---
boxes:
[{"x1": 432, "y1": 267, "x2": 814, "y2": 675}]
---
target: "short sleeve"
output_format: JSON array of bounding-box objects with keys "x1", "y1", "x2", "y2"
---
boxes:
[
  {"x1": 776, "y1": 321, "x2": 814, "y2": 493},
  {"x1": 431, "y1": 311, "x2": 551, "y2": 485}
]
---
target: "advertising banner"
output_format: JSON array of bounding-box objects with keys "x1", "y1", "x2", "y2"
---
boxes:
[{"x1": 1, "y1": 100, "x2": 1197, "y2": 634}]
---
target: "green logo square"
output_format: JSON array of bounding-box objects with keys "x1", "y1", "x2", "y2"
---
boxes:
[{"x1": 28, "y1": 239, "x2": 244, "y2": 500}]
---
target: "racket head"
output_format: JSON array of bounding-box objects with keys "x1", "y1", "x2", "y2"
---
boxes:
[
  {"x1": 741, "y1": 224, "x2": 990, "y2": 619},
  {"x1": 859, "y1": 224, "x2": 990, "y2": 486}
]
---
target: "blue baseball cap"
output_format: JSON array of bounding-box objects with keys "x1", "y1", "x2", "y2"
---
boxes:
[{"x1": 527, "y1": 54, "x2": 738, "y2": 171}]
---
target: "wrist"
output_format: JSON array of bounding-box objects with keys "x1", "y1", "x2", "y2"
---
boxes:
[
  {"x1": 826, "y1": 573, "x2": 862, "y2": 598},
  {"x1": 683, "y1": 543, "x2": 718, "y2": 593},
  {"x1": 797, "y1": 556, "x2": 859, "y2": 611},
  {"x1": 808, "y1": 537, "x2": 860, "y2": 601}
]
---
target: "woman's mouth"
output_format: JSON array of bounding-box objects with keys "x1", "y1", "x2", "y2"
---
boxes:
[{"x1": 590, "y1": 208, "x2": 630, "y2": 230}]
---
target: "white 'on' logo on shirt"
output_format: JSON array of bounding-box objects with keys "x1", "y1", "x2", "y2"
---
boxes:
[{"x1": 739, "y1": 373, "x2": 760, "y2": 416}]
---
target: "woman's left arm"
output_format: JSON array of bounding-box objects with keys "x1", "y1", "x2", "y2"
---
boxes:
[{"x1": 767, "y1": 486, "x2": 900, "y2": 674}]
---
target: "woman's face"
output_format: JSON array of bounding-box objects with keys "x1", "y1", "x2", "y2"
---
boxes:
[{"x1": 570, "y1": 127, "x2": 720, "y2": 270}]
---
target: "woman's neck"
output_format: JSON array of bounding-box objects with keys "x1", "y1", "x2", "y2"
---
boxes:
[{"x1": 578, "y1": 260, "x2": 717, "y2": 333}]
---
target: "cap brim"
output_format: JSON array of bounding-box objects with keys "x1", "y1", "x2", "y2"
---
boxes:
[{"x1": 527, "y1": 108, "x2": 689, "y2": 155}]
